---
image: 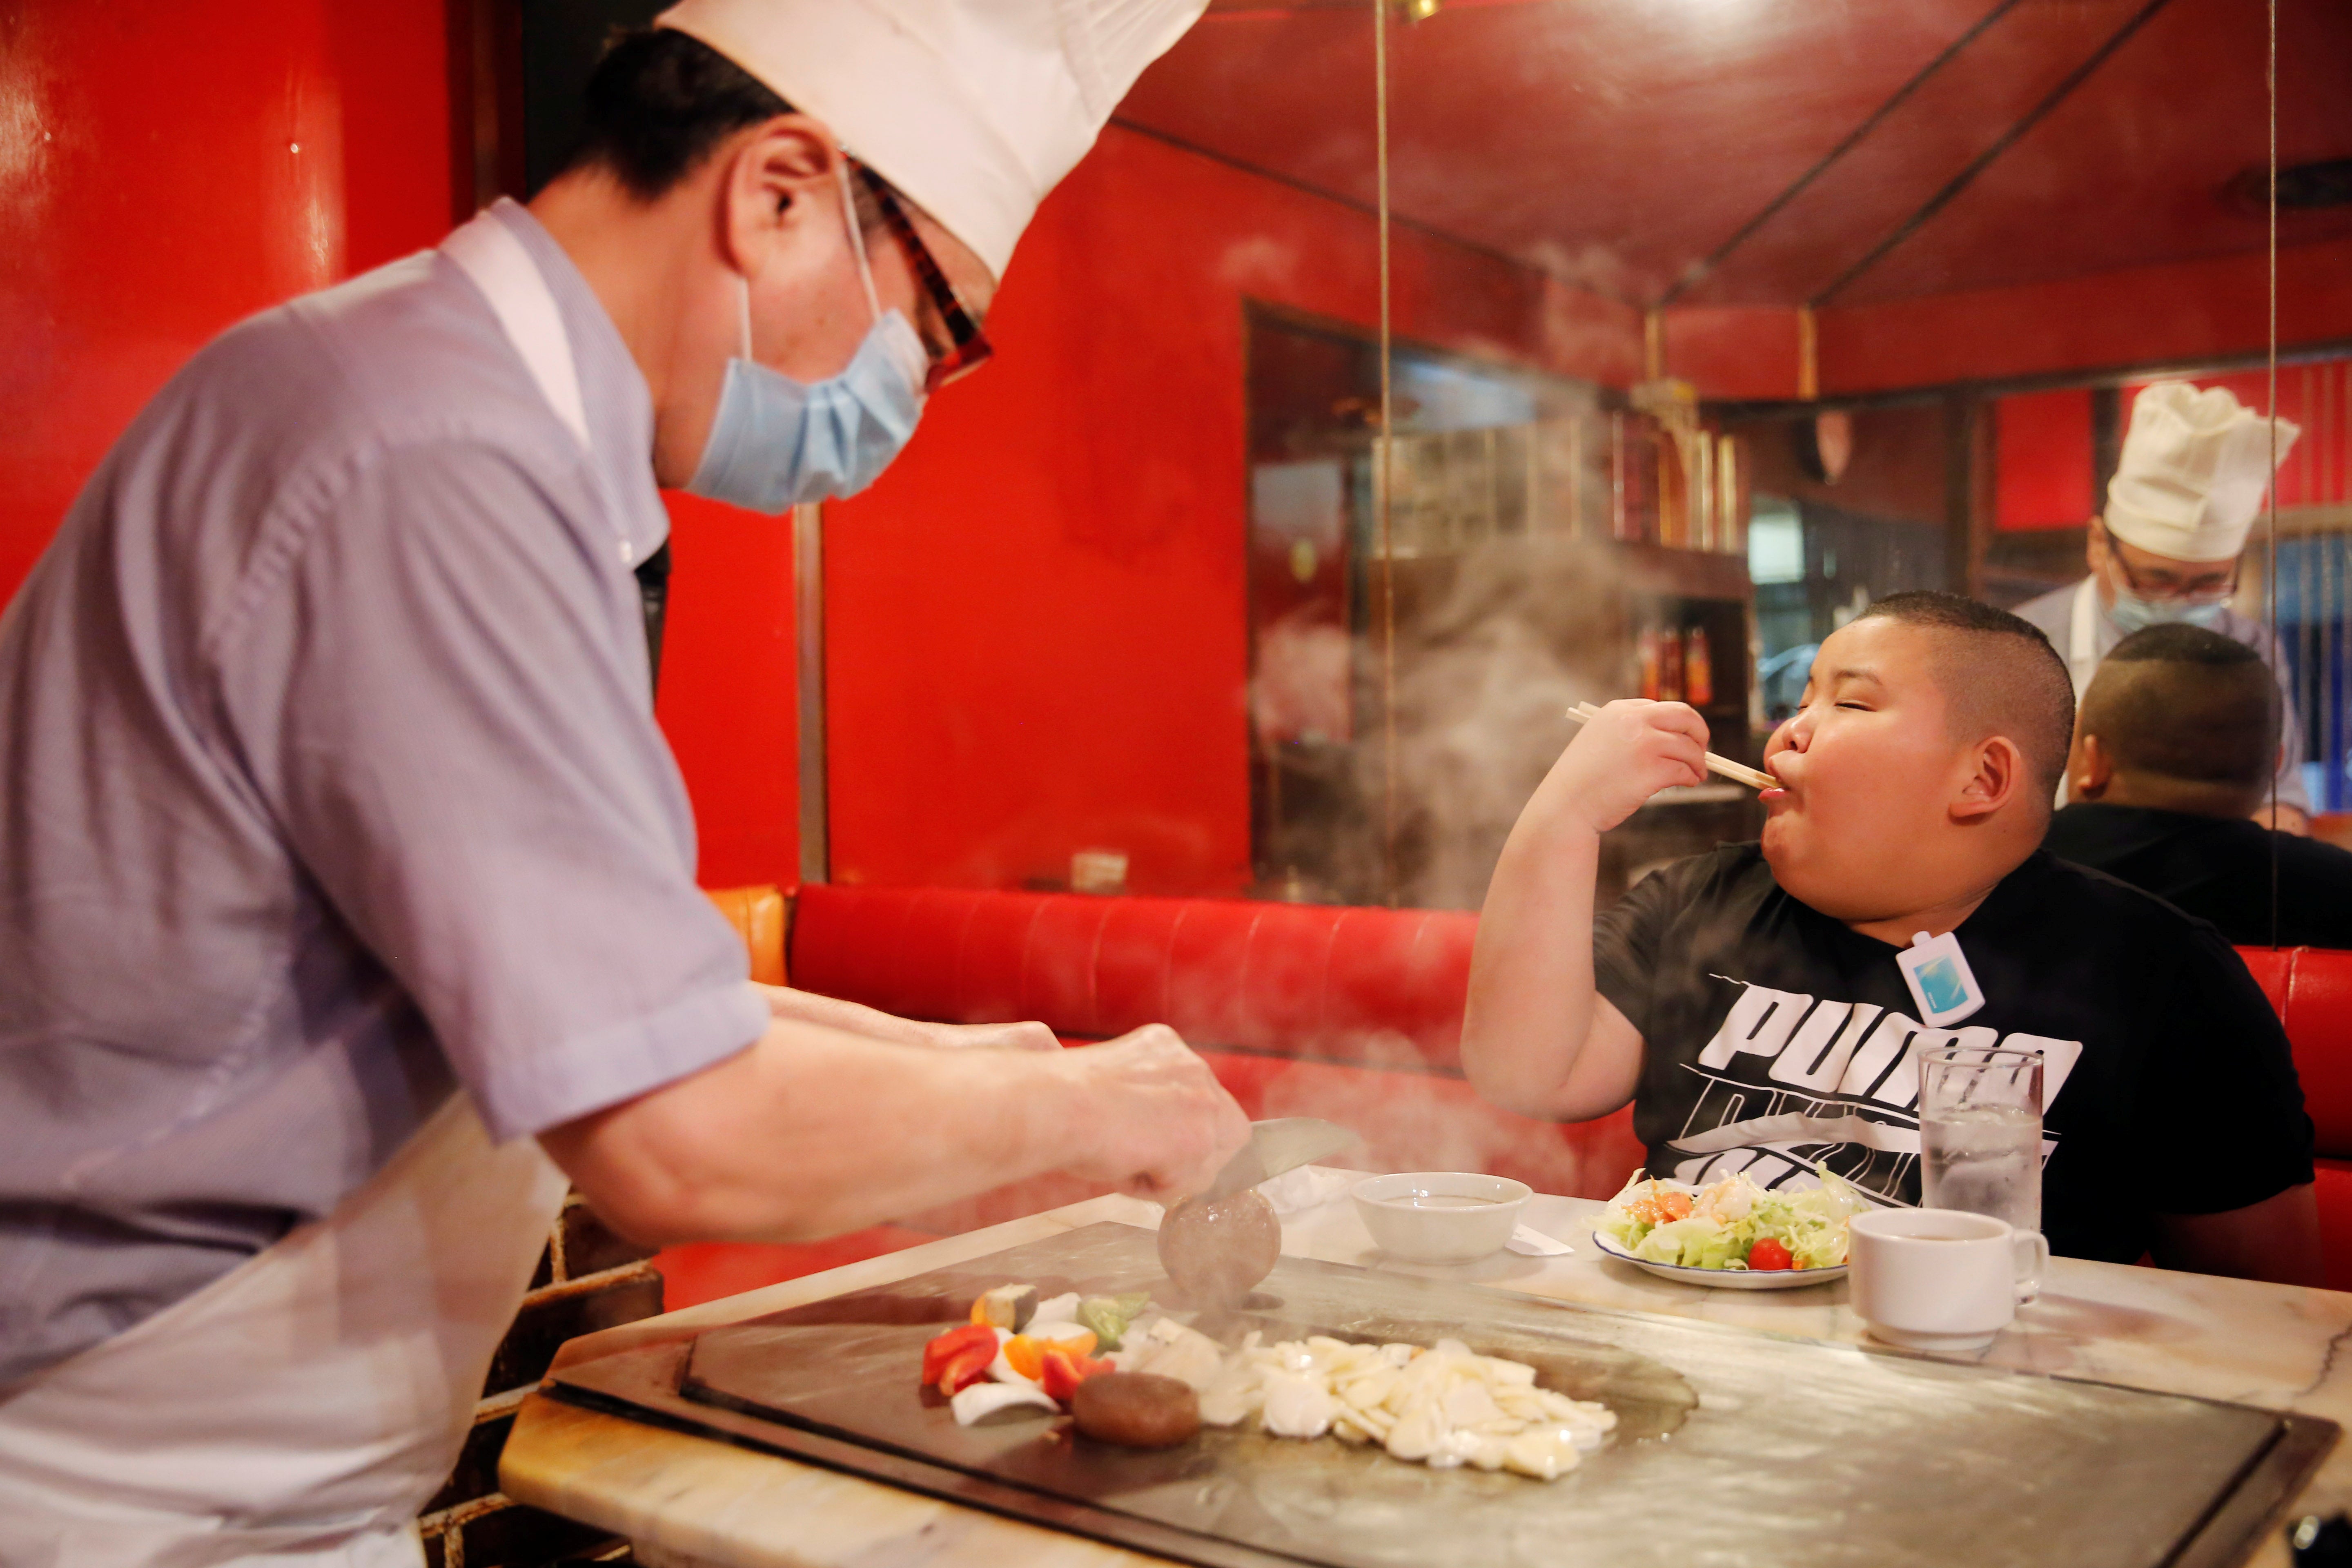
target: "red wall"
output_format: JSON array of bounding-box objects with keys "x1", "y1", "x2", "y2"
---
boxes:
[
  {"x1": 10, "y1": 6, "x2": 2344, "y2": 907},
  {"x1": 1994, "y1": 388, "x2": 2095, "y2": 532},
  {"x1": 655, "y1": 494, "x2": 802, "y2": 890},
  {"x1": 1661, "y1": 307, "x2": 1805, "y2": 402},
  {"x1": 817, "y1": 126, "x2": 1640, "y2": 897},
  {"x1": 0, "y1": 0, "x2": 452, "y2": 599},
  {"x1": 0, "y1": 0, "x2": 804, "y2": 895},
  {"x1": 1657, "y1": 237, "x2": 2352, "y2": 406},
  {"x1": 0, "y1": 5, "x2": 1637, "y2": 906},
  {"x1": 1817, "y1": 237, "x2": 2352, "y2": 395}
]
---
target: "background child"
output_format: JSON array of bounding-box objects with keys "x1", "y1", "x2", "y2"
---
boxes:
[{"x1": 2048, "y1": 622, "x2": 2352, "y2": 947}]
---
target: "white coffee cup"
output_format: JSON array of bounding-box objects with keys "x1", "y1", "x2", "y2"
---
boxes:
[{"x1": 1847, "y1": 1208, "x2": 2051, "y2": 1353}]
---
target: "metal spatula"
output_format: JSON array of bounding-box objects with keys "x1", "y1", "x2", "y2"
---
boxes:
[{"x1": 1199, "y1": 1117, "x2": 1359, "y2": 1201}]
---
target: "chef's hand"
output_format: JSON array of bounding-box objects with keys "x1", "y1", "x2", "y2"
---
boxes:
[
  {"x1": 924, "y1": 1020, "x2": 1061, "y2": 1053},
  {"x1": 1537, "y1": 699, "x2": 1708, "y2": 834},
  {"x1": 1052, "y1": 1024, "x2": 1251, "y2": 1203}
]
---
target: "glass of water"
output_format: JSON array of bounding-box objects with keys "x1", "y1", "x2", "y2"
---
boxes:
[{"x1": 1918, "y1": 1046, "x2": 2044, "y2": 1303}]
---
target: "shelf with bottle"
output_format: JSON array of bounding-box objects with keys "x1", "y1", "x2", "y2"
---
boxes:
[
  {"x1": 1635, "y1": 621, "x2": 1719, "y2": 708},
  {"x1": 1627, "y1": 598, "x2": 1764, "y2": 754},
  {"x1": 1606, "y1": 391, "x2": 1751, "y2": 557}
]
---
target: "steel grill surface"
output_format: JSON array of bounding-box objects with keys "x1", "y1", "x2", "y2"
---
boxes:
[{"x1": 551, "y1": 1223, "x2": 2332, "y2": 1568}]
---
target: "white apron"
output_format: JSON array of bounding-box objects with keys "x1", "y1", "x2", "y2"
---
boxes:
[
  {"x1": 0, "y1": 206, "x2": 596, "y2": 1568},
  {"x1": 2065, "y1": 577, "x2": 2103, "y2": 703},
  {"x1": 2050, "y1": 579, "x2": 2105, "y2": 806}
]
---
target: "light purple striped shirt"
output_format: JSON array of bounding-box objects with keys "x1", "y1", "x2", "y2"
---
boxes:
[{"x1": 0, "y1": 203, "x2": 766, "y2": 1388}]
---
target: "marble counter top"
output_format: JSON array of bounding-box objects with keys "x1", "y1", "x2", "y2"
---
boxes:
[{"x1": 502, "y1": 1182, "x2": 2352, "y2": 1568}]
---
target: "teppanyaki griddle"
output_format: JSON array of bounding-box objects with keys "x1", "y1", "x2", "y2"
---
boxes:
[{"x1": 548, "y1": 1221, "x2": 2335, "y2": 1568}]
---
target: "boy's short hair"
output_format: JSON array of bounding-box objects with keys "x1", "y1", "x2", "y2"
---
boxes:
[
  {"x1": 2083, "y1": 624, "x2": 2277, "y2": 788},
  {"x1": 1852, "y1": 591, "x2": 2076, "y2": 804}
]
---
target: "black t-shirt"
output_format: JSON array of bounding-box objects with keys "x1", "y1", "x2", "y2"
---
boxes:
[
  {"x1": 1592, "y1": 845, "x2": 2313, "y2": 1264},
  {"x1": 2044, "y1": 803, "x2": 2352, "y2": 950}
]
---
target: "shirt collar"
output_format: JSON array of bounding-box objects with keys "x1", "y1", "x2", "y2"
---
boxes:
[{"x1": 482, "y1": 199, "x2": 666, "y2": 544}]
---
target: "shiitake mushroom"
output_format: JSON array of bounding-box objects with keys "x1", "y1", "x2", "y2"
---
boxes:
[{"x1": 1070, "y1": 1372, "x2": 1201, "y2": 1449}]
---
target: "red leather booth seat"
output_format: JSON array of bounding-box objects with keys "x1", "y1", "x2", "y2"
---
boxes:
[
  {"x1": 791, "y1": 886, "x2": 2352, "y2": 1289},
  {"x1": 2241, "y1": 947, "x2": 2352, "y2": 1289},
  {"x1": 790, "y1": 884, "x2": 1645, "y2": 1225}
]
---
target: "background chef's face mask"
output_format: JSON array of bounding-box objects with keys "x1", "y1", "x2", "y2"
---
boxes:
[
  {"x1": 2107, "y1": 583, "x2": 2230, "y2": 634},
  {"x1": 686, "y1": 161, "x2": 929, "y2": 513}
]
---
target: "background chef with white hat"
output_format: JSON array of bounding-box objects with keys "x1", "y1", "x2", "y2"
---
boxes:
[
  {"x1": 0, "y1": 2, "x2": 1245, "y2": 1563},
  {"x1": 2013, "y1": 380, "x2": 2306, "y2": 827}
]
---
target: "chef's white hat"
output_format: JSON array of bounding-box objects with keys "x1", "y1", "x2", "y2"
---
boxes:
[
  {"x1": 654, "y1": 0, "x2": 1208, "y2": 281},
  {"x1": 2103, "y1": 381, "x2": 2301, "y2": 563}
]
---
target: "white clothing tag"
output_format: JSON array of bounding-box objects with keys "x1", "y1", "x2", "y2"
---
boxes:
[{"x1": 1896, "y1": 929, "x2": 1987, "y2": 1027}]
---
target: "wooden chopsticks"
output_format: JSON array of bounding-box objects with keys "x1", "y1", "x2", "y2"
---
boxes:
[{"x1": 1565, "y1": 702, "x2": 1776, "y2": 791}]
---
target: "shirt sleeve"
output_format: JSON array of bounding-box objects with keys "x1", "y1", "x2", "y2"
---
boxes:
[
  {"x1": 212, "y1": 438, "x2": 768, "y2": 1141},
  {"x1": 2133, "y1": 926, "x2": 2314, "y2": 1215},
  {"x1": 1592, "y1": 857, "x2": 1695, "y2": 1042}
]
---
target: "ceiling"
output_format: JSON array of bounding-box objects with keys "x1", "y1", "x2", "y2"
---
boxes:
[{"x1": 1117, "y1": 0, "x2": 2352, "y2": 309}]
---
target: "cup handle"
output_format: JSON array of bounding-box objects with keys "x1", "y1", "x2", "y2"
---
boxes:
[{"x1": 2013, "y1": 1229, "x2": 2050, "y2": 1304}]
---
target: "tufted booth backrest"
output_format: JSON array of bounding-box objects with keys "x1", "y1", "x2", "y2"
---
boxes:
[
  {"x1": 791, "y1": 884, "x2": 1478, "y2": 1071},
  {"x1": 788, "y1": 885, "x2": 2352, "y2": 1247},
  {"x1": 2242, "y1": 945, "x2": 2352, "y2": 1158},
  {"x1": 794, "y1": 888, "x2": 2352, "y2": 1116}
]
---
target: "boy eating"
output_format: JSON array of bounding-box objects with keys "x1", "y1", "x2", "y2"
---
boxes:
[{"x1": 1463, "y1": 592, "x2": 2317, "y2": 1280}]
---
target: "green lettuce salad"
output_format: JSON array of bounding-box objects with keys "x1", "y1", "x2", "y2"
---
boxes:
[{"x1": 1597, "y1": 1170, "x2": 1864, "y2": 1272}]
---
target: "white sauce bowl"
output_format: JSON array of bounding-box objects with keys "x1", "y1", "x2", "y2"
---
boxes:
[{"x1": 1352, "y1": 1172, "x2": 1532, "y2": 1263}]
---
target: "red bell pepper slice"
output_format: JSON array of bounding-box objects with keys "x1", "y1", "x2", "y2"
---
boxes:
[
  {"x1": 936, "y1": 1340, "x2": 997, "y2": 1396},
  {"x1": 1038, "y1": 1347, "x2": 1115, "y2": 1403},
  {"x1": 921, "y1": 1324, "x2": 999, "y2": 1388}
]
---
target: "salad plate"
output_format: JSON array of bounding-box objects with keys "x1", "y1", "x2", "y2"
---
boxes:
[
  {"x1": 1587, "y1": 1226, "x2": 1846, "y2": 1289},
  {"x1": 1590, "y1": 1172, "x2": 1859, "y2": 1290}
]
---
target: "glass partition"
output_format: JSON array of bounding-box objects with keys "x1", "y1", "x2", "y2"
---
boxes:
[
  {"x1": 1339, "y1": 0, "x2": 2347, "y2": 915},
  {"x1": 2270, "y1": 8, "x2": 2352, "y2": 826}
]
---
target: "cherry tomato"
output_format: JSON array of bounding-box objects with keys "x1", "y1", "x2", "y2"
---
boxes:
[{"x1": 1747, "y1": 1237, "x2": 1794, "y2": 1272}]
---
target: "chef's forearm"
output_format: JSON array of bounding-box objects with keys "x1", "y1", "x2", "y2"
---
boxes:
[
  {"x1": 1461, "y1": 812, "x2": 1608, "y2": 1119},
  {"x1": 539, "y1": 1019, "x2": 1084, "y2": 1244},
  {"x1": 755, "y1": 982, "x2": 938, "y2": 1047}
]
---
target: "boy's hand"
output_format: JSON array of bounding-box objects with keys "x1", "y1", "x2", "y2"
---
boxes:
[{"x1": 1541, "y1": 700, "x2": 1710, "y2": 833}]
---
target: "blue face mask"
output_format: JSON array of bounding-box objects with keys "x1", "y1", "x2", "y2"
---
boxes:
[
  {"x1": 686, "y1": 170, "x2": 929, "y2": 513},
  {"x1": 2108, "y1": 584, "x2": 2230, "y2": 635}
]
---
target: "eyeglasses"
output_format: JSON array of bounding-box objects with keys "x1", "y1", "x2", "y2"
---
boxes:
[
  {"x1": 2098, "y1": 519, "x2": 2239, "y2": 603},
  {"x1": 853, "y1": 165, "x2": 993, "y2": 393}
]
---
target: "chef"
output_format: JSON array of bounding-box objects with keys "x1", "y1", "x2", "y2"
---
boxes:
[
  {"x1": 2013, "y1": 380, "x2": 2306, "y2": 827},
  {"x1": 0, "y1": 2, "x2": 1246, "y2": 1563}
]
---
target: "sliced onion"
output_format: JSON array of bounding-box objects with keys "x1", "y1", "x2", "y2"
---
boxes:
[{"x1": 951, "y1": 1381, "x2": 1060, "y2": 1426}]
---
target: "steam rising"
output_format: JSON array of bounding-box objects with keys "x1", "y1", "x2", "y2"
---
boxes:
[{"x1": 1358, "y1": 538, "x2": 1626, "y2": 911}]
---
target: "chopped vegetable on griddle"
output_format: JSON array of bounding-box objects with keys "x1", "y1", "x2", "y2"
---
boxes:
[{"x1": 969, "y1": 1283, "x2": 1038, "y2": 1332}]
